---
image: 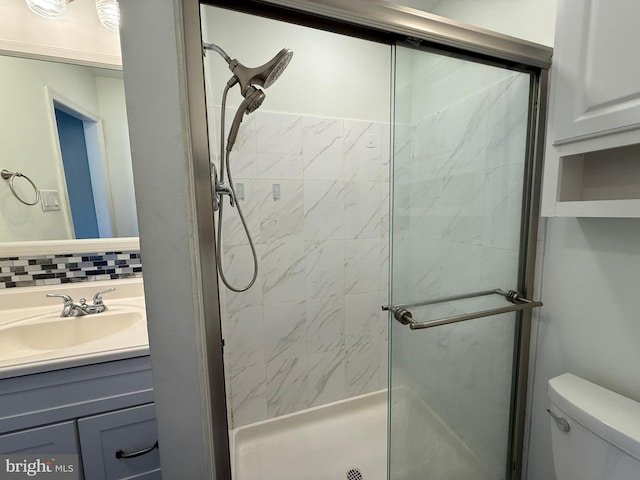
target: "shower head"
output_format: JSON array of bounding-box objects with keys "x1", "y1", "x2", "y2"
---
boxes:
[
  {"x1": 204, "y1": 43, "x2": 293, "y2": 97},
  {"x1": 233, "y1": 48, "x2": 294, "y2": 91},
  {"x1": 226, "y1": 87, "x2": 265, "y2": 152}
]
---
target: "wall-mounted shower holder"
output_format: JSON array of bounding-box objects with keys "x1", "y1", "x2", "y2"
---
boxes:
[{"x1": 210, "y1": 162, "x2": 235, "y2": 211}]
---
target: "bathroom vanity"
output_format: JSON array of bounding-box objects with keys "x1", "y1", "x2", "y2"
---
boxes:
[{"x1": 0, "y1": 279, "x2": 159, "y2": 479}]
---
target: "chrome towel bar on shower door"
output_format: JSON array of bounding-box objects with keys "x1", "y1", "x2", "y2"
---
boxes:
[{"x1": 382, "y1": 288, "x2": 543, "y2": 330}]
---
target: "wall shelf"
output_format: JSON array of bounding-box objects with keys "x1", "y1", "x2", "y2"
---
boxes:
[
  {"x1": 549, "y1": 143, "x2": 640, "y2": 217},
  {"x1": 541, "y1": 0, "x2": 640, "y2": 218}
]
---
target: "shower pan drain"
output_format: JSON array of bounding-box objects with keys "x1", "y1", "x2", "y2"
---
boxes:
[{"x1": 346, "y1": 467, "x2": 364, "y2": 480}]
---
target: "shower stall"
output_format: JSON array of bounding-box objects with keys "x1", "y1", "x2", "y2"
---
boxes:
[{"x1": 119, "y1": 0, "x2": 551, "y2": 478}]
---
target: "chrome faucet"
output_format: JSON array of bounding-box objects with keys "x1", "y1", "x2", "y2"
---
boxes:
[{"x1": 47, "y1": 288, "x2": 116, "y2": 317}]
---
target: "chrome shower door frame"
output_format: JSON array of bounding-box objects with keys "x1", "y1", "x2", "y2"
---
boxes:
[{"x1": 140, "y1": 0, "x2": 550, "y2": 478}]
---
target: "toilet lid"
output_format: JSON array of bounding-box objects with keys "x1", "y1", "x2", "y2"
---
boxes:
[{"x1": 549, "y1": 373, "x2": 640, "y2": 461}]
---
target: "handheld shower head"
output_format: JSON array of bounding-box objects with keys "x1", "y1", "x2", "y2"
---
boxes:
[
  {"x1": 204, "y1": 43, "x2": 292, "y2": 293},
  {"x1": 227, "y1": 87, "x2": 265, "y2": 152}
]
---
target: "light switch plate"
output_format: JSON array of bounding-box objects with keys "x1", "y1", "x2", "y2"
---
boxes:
[{"x1": 40, "y1": 189, "x2": 61, "y2": 212}]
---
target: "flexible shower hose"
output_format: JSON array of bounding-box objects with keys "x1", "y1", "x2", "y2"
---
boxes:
[{"x1": 215, "y1": 84, "x2": 259, "y2": 292}]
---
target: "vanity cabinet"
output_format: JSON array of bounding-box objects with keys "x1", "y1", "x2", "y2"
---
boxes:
[
  {"x1": 0, "y1": 420, "x2": 79, "y2": 455},
  {"x1": 541, "y1": 0, "x2": 640, "y2": 217},
  {"x1": 0, "y1": 356, "x2": 159, "y2": 480},
  {"x1": 78, "y1": 404, "x2": 160, "y2": 480}
]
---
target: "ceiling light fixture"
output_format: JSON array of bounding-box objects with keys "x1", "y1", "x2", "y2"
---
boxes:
[
  {"x1": 95, "y1": 0, "x2": 120, "y2": 33},
  {"x1": 24, "y1": 0, "x2": 68, "y2": 20}
]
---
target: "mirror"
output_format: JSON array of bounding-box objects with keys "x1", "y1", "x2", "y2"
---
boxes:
[{"x1": 0, "y1": 53, "x2": 138, "y2": 245}]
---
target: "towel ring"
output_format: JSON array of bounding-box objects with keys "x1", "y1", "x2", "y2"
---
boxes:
[{"x1": 1, "y1": 169, "x2": 40, "y2": 206}]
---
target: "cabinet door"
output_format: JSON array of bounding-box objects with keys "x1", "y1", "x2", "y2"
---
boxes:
[
  {"x1": 552, "y1": 0, "x2": 640, "y2": 144},
  {"x1": 78, "y1": 403, "x2": 160, "y2": 480},
  {"x1": 0, "y1": 420, "x2": 79, "y2": 455}
]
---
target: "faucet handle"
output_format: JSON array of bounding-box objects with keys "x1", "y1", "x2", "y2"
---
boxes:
[
  {"x1": 46, "y1": 293, "x2": 73, "y2": 303},
  {"x1": 93, "y1": 288, "x2": 116, "y2": 305}
]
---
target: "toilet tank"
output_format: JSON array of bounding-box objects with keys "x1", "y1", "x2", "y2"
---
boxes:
[{"x1": 548, "y1": 373, "x2": 640, "y2": 480}]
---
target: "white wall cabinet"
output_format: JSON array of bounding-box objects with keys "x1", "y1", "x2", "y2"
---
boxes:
[
  {"x1": 541, "y1": 0, "x2": 640, "y2": 217},
  {"x1": 0, "y1": 357, "x2": 158, "y2": 480}
]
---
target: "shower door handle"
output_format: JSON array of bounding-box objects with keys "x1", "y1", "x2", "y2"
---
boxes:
[{"x1": 382, "y1": 288, "x2": 542, "y2": 330}]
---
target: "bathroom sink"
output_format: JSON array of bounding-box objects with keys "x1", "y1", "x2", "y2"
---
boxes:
[{"x1": 0, "y1": 306, "x2": 145, "y2": 360}]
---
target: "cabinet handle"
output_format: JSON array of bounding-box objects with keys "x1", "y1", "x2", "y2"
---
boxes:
[{"x1": 115, "y1": 440, "x2": 159, "y2": 459}]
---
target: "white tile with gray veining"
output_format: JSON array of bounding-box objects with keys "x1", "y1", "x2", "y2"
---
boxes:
[
  {"x1": 304, "y1": 240, "x2": 345, "y2": 299},
  {"x1": 345, "y1": 333, "x2": 380, "y2": 396},
  {"x1": 344, "y1": 182, "x2": 381, "y2": 239},
  {"x1": 266, "y1": 356, "x2": 308, "y2": 417},
  {"x1": 307, "y1": 350, "x2": 346, "y2": 407},
  {"x1": 263, "y1": 301, "x2": 307, "y2": 363},
  {"x1": 225, "y1": 305, "x2": 265, "y2": 371},
  {"x1": 306, "y1": 296, "x2": 345, "y2": 355},
  {"x1": 217, "y1": 112, "x2": 390, "y2": 427},
  {"x1": 257, "y1": 152, "x2": 303, "y2": 180},
  {"x1": 302, "y1": 116, "x2": 344, "y2": 180},
  {"x1": 229, "y1": 363, "x2": 268, "y2": 427},
  {"x1": 344, "y1": 292, "x2": 381, "y2": 338},
  {"x1": 487, "y1": 73, "x2": 529, "y2": 169},
  {"x1": 440, "y1": 215, "x2": 484, "y2": 246},
  {"x1": 259, "y1": 179, "x2": 304, "y2": 243},
  {"x1": 345, "y1": 238, "x2": 380, "y2": 294},
  {"x1": 303, "y1": 180, "x2": 344, "y2": 241},
  {"x1": 483, "y1": 163, "x2": 525, "y2": 218},
  {"x1": 222, "y1": 244, "x2": 264, "y2": 311},
  {"x1": 221, "y1": 179, "x2": 260, "y2": 246},
  {"x1": 261, "y1": 241, "x2": 306, "y2": 305},
  {"x1": 440, "y1": 89, "x2": 489, "y2": 176},
  {"x1": 344, "y1": 120, "x2": 382, "y2": 182},
  {"x1": 440, "y1": 172, "x2": 485, "y2": 218},
  {"x1": 224, "y1": 151, "x2": 258, "y2": 179},
  {"x1": 256, "y1": 111, "x2": 302, "y2": 155},
  {"x1": 393, "y1": 123, "x2": 412, "y2": 183}
]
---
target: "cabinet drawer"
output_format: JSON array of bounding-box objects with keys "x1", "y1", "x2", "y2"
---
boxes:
[
  {"x1": 78, "y1": 404, "x2": 160, "y2": 480},
  {"x1": 0, "y1": 420, "x2": 79, "y2": 455}
]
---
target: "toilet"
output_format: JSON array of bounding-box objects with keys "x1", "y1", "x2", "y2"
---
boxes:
[{"x1": 548, "y1": 373, "x2": 640, "y2": 480}]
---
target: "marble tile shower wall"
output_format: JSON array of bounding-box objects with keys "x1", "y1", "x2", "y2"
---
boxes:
[
  {"x1": 213, "y1": 109, "x2": 390, "y2": 427},
  {"x1": 391, "y1": 72, "x2": 529, "y2": 477},
  {"x1": 393, "y1": 73, "x2": 528, "y2": 305}
]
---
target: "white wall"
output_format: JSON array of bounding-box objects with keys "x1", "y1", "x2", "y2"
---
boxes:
[
  {"x1": 0, "y1": 0, "x2": 121, "y2": 67},
  {"x1": 388, "y1": 0, "x2": 559, "y2": 47},
  {"x1": 432, "y1": 0, "x2": 557, "y2": 46},
  {"x1": 0, "y1": 55, "x2": 136, "y2": 242},
  {"x1": 202, "y1": 6, "x2": 390, "y2": 122},
  {"x1": 527, "y1": 218, "x2": 640, "y2": 480},
  {"x1": 0, "y1": 56, "x2": 100, "y2": 241},
  {"x1": 95, "y1": 76, "x2": 138, "y2": 237}
]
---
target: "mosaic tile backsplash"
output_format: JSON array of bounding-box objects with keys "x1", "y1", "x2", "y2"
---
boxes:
[{"x1": 0, "y1": 251, "x2": 142, "y2": 289}]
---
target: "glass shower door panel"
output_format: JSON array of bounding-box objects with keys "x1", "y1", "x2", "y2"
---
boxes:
[{"x1": 389, "y1": 45, "x2": 531, "y2": 480}]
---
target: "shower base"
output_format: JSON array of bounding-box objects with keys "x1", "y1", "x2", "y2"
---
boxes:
[{"x1": 231, "y1": 390, "x2": 387, "y2": 480}]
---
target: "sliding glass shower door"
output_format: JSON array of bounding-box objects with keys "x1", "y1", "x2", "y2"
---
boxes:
[{"x1": 388, "y1": 43, "x2": 537, "y2": 480}]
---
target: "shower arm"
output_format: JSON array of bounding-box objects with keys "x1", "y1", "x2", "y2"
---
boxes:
[{"x1": 203, "y1": 42, "x2": 231, "y2": 64}]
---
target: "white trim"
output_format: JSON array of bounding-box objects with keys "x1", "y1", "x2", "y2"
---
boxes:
[
  {"x1": 43, "y1": 85, "x2": 117, "y2": 239},
  {"x1": 0, "y1": 40, "x2": 122, "y2": 70},
  {"x1": 0, "y1": 237, "x2": 140, "y2": 257}
]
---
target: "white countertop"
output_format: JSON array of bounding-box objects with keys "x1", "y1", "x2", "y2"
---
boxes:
[{"x1": 0, "y1": 278, "x2": 149, "y2": 379}]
